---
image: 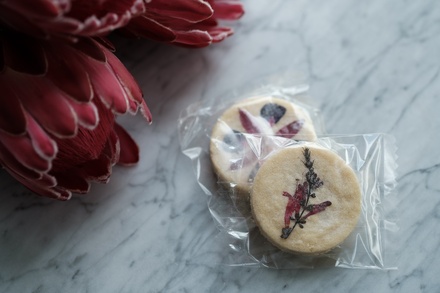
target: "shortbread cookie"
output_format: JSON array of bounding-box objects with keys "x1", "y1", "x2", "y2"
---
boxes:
[
  {"x1": 251, "y1": 145, "x2": 361, "y2": 255},
  {"x1": 210, "y1": 97, "x2": 317, "y2": 196}
]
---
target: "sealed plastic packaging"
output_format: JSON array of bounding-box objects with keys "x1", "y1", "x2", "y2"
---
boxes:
[{"x1": 178, "y1": 76, "x2": 398, "y2": 269}]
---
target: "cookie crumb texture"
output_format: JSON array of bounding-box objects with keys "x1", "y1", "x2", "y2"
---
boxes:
[
  {"x1": 210, "y1": 97, "x2": 317, "y2": 195},
  {"x1": 251, "y1": 146, "x2": 361, "y2": 255}
]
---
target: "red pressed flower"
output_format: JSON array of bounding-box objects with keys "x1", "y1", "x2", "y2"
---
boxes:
[
  {"x1": 121, "y1": 0, "x2": 244, "y2": 47},
  {"x1": 0, "y1": 30, "x2": 152, "y2": 200},
  {"x1": 0, "y1": 0, "x2": 146, "y2": 39},
  {"x1": 302, "y1": 201, "x2": 332, "y2": 220},
  {"x1": 282, "y1": 182, "x2": 308, "y2": 227}
]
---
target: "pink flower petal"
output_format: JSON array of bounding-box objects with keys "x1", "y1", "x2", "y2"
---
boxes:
[
  {"x1": 210, "y1": 1, "x2": 244, "y2": 20},
  {"x1": 127, "y1": 98, "x2": 139, "y2": 115},
  {"x1": 173, "y1": 29, "x2": 212, "y2": 48},
  {"x1": 65, "y1": 99, "x2": 99, "y2": 129},
  {"x1": 103, "y1": 45, "x2": 152, "y2": 122},
  {"x1": 0, "y1": 142, "x2": 43, "y2": 180},
  {"x1": 114, "y1": 123, "x2": 139, "y2": 165},
  {"x1": 104, "y1": 46, "x2": 143, "y2": 104},
  {"x1": 26, "y1": 112, "x2": 57, "y2": 160},
  {"x1": 207, "y1": 26, "x2": 233, "y2": 43},
  {"x1": 7, "y1": 74, "x2": 78, "y2": 137},
  {"x1": 35, "y1": 173, "x2": 57, "y2": 188},
  {"x1": 9, "y1": 170, "x2": 57, "y2": 189},
  {"x1": 0, "y1": 131, "x2": 51, "y2": 173},
  {"x1": 72, "y1": 46, "x2": 131, "y2": 115},
  {"x1": 15, "y1": 174, "x2": 71, "y2": 200},
  {"x1": 145, "y1": 0, "x2": 213, "y2": 23},
  {"x1": 174, "y1": 17, "x2": 233, "y2": 42},
  {"x1": 139, "y1": 100, "x2": 153, "y2": 123}
]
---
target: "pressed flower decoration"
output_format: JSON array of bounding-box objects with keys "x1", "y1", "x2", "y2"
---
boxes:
[
  {"x1": 0, "y1": 0, "x2": 244, "y2": 200},
  {"x1": 281, "y1": 148, "x2": 331, "y2": 239},
  {"x1": 223, "y1": 103, "x2": 304, "y2": 171}
]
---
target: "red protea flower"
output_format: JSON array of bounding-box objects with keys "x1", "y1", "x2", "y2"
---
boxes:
[
  {"x1": 0, "y1": 30, "x2": 152, "y2": 200},
  {"x1": 0, "y1": 0, "x2": 146, "y2": 38},
  {"x1": 121, "y1": 0, "x2": 244, "y2": 47},
  {"x1": 0, "y1": 0, "x2": 243, "y2": 200}
]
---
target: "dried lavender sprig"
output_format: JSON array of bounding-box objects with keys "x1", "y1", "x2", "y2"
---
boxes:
[{"x1": 303, "y1": 148, "x2": 324, "y2": 201}]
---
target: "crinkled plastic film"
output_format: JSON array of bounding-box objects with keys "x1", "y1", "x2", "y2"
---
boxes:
[{"x1": 178, "y1": 78, "x2": 398, "y2": 269}]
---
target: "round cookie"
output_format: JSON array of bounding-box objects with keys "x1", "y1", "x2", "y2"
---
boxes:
[
  {"x1": 210, "y1": 97, "x2": 317, "y2": 196},
  {"x1": 251, "y1": 145, "x2": 361, "y2": 255}
]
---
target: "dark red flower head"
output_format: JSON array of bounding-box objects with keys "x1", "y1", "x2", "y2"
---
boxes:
[
  {"x1": 0, "y1": 30, "x2": 151, "y2": 200},
  {"x1": 0, "y1": 0, "x2": 244, "y2": 200}
]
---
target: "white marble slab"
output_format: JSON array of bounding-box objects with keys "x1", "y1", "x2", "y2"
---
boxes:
[{"x1": 1, "y1": 0, "x2": 439, "y2": 292}]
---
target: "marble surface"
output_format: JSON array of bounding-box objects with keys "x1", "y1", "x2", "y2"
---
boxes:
[{"x1": 1, "y1": 0, "x2": 439, "y2": 292}]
